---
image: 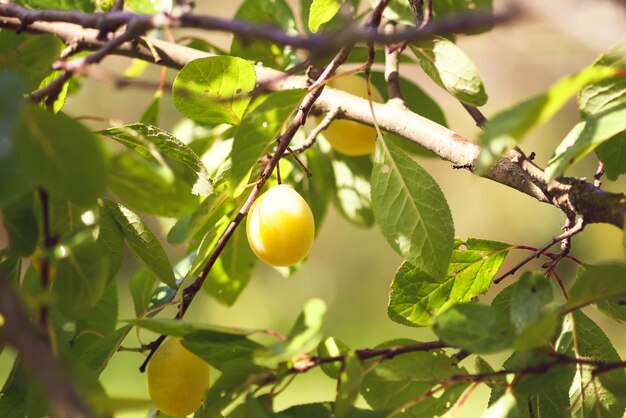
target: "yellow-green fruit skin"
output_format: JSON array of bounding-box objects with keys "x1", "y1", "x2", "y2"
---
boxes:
[
  {"x1": 246, "y1": 184, "x2": 315, "y2": 267},
  {"x1": 321, "y1": 74, "x2": 383, "y2": 156},
  {"x1": 147, "y1": 338, "x2": 211, "y2": 417}
]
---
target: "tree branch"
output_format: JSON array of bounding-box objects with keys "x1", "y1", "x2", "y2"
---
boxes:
[
  {"x1": 1, "y1": 7, "x2": 624, "y2": 229},
  {"x1": 0, "y1": 278, "x2": 94, "y2": 418}
]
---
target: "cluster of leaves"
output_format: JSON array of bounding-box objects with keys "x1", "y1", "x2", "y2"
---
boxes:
[{"x1": 1, "y1": 0, "x2": 626, "y2": 416}]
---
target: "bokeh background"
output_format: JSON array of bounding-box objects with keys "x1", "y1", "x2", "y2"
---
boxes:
[{"x1": 1, "y1": 0, "x2": 626, "y2": 416}]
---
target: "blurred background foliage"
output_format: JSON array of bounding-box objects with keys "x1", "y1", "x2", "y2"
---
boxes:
[{"x1": 1, "y1": 0, "x2": 626, "y2": 416}]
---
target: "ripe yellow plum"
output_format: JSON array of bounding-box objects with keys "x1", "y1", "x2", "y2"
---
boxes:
[
  {"x1": 147, "y1": 338, "x2": 211, "y2": 417},
  {"x1": 320, "y1": 74, "x2": 383, "y2": 156},
  {"x1": 246, "y1": 184, "x2": 315, "y2": 267}
]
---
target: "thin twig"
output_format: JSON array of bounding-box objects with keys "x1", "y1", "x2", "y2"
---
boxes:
[
  {"x1": 494, "y1": 218, "x2": 586, "y2": 284},
  {"x1": 594, "y1": 161, "x2": 605, "y2": 188},
  {"x1": 384, "y1": 21, "x2": 403, "y2": 102},
  {"x1": 290, "y1": 107, "x2": 338, "y2": 154}
]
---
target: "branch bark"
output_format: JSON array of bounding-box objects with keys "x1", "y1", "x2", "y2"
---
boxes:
[
  {"x1": 0, "y1": 278, "x2": 93, "y2": 418},
  {"x1": 0, "y1": 14, "x2": 624, "y2": 228}
]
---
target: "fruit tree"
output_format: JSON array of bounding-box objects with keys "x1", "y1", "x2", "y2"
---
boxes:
[{"x1": 1, "y1": 0, "x2": 626, "y2": 417}]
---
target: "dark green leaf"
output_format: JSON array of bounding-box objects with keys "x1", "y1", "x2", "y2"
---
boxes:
[
  {"x1": 230, "y1": 0, "x2": 297, "y2": 69},
  {"x1": 102, "y1": 199, "x2": 176, "y2": 288},
  {"x1": 256, "y1": 298, "x2": 326, "y2": 368},
  {"x1": 478, "y1": 66, "x2": 618, "y2": 169},
  {"x1": 173, "y1": 56, "x2": 256, "y2": 125},
  {"x1": 410, "y1": 38, "x2": 487, "y2": 106},
  {"x1": 596, "y1": 133, "x2": 626, "y2": 180},
  {"x1": 96, "y1": 206, "x2": 124, "y2": 281},
  {"x1": 73, "y1": 280, "x2": 118, "y2": 352},
  {"x1": 231, "y1": 89, "x2": 306, "y2": 193},
  {"x1": 2, "y1": 193, "x2": 38, "y2": 256},
  {"x1": 194, "y1": 360, "x2": 269, "y2": 418},
  {"x1": 558, "y1": 311, "x2": 626, "y2": 418},
  {"x1": 510, "y1": 272, "x2": 558, "y2": 350},
  {"x1": 53, "y1": 240, "x2": 109, "y2": 319},
  {"x1": 81, "y1": 325, "x2": 133, "y2": 377},
  {"x1": 433, "y1": 0, "x2": 493, "y2": 35},
  {"x1": 361, "y1": 339, "x2": 467, "y2": 417},
  {"x1": 12, "y1": 106, "x2": 108, "y2": 207},
  {"x1": 382, "y1": 0, "x2": 416, "y2": 25},
  {"x1": 140, "y1": 90, "x2": 162, "y2": 127},
  {"x1": 204, "y1": 225, "x2": 256, "y2": 307},
  {"x1": 388, "y1": 238, "x2": 510, "y2": 327},
  {"x1": 277, "y1": 403, "x2": 388, "y2": 418},
  {"x1": 566, "y1": 261, "x2": 626, "y2": 312},
  {"x1": 0, "y1": 31, "x2": 64, "y2": 91},
  {"x1": 433, "y1": 303, "x2": 516, "y2": 353},
  {"x1": 371, "y1": 137, "x2": 454, "y2": 279},
  {"x1": 546, "y1": 103, "x2": 626, "y2": 181},
  {"x1": 129, "y1": 268, "x2": 156, "y2": 317},
  {"x1": 331, "y1": 152, "x2": 374, "y2": 228}
]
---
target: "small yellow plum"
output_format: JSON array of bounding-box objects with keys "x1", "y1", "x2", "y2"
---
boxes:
[
  {"x1": 147, "y1": 338, "x2": 211, "y2": 417},
  {"x1": 320, "y1": 74, "x2": 383, "y2": 156},
  {"x1": 246, "y1": 184, "x2": 315, "y2": 267}
]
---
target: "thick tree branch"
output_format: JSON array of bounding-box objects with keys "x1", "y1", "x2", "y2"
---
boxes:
[
  {"x1": 0, "y1": 278, "x2": 93, "y2": 418},
  {"x1": 0, "y1": 13, "x2": 624, "y2": 228}
]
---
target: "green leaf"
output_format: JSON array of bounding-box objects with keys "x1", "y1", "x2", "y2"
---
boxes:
[
  {"x1": 277, "y1": 403, "x2": 388, "y2": 418},
  {"x1": 371, "y1": 137, "x2": 454, "y2": 279},
  {"x1": 545, "y1": 103, "x2": 626, "y2": 181},
  {"x1": 566, "y1": 261, "x2": 626, "y2": 312},
  {"x1": 230, "y1": 89, "x2": 305, "y2": 193},
  {"x1": 433, "y1": 0, "x2": 493, "y2": 34},
  {"x1": 558, "y1": 311, "x2": 626, "y2": 418},
  {"x1": 129, "y1": 268, "x2": 156, "y2": 317},
  {"x1": 361, "y1": 339, "x2": 467, "y2": 417},
  {"x1": 388, "y1": 238, "x2": 510, "y2": 327},
  {"x1": 81, "y1": 325, "x2": 133, "y2": 377},
  {"x1": 331, "y1": 152, "x2": 374, "y2": 228},
  {"x1": 478, "y1": 66, "x2": 619, "y2": 169},
  {"x1": 2, "y1": 193, "x2": 38, "y2": 256},
  {"x1": 410, "y1": 37, "x2": 487, "y2": 106},
  {"x1": 173, "y1": 56, "x2": 256, "y2": 125},
  {"x1": 335, "y1": 351, "x2": 364, "y2": 418},
  {"x1": 102, "y1": 199, "x2": 176, "y2": 288},
  {"x1": 317, "y1": 337, "x2": 350, "y2": 379},
  {"x1": 53, "y1": 240, "x2": 109, "y2": 319},
  {"x1": 0, "y1": 31, "x2": 64, "y2": 91},
  {"x1": 96, "y1": 206, "x2": 124, "y2": 281},
  {"x1": 12, "y1": 106, "x2": 108, "y2": 207},
  {"x1": 140, "y1": 90, "x2": 162, "y2": 127},
  {"x1": 309, "y1": 0, "x2": 344, "y2": 32},
  {"x1": 108, "y1": 150, "x2": 201, "y2": 217},
  {"x1": 195, "y1": 360, "x2": 268, "y2": 418},
  {"x1": 73, "y1": 280, "x2": 119, "y2": 352},
  {"x1": 230, "y1": 0, "x2": 298, "y2": 70},
  {"x1": 596, "y1": 133, "x2": 626, "y2": 181},
  {"x1": 378, "y1": 0, "x2": 416, "y2": 25},
  {"x1": 510, "y1": 272, "x2": 558, "y2": 350},
  {"x1": 15, "y1": 0, "x2": 95, "y2": 12},
  {"x1": 99, "y1": 123, "x2": 212, "y2": 197},
  {"x1": 256, "y1": 298, "x2": 327, "y2": 368},
  {"x1": 293, "y1": 144, "x2": 334, "y2": 234},
  {"x1": 130, "y1": 318, "x2": 262, "y2": 369},
  {"x1": 433, "y1": 303, "x2": 516, "y2": 354},
  {"x1": 481, "y1": 393, "x2": 521, "y2": 418},
  {"x1": 204, "y1": 225, "x2": 256, "y2": 307},
  {"x1": 125, "y1": 0, "x2": 172, "y2": 13}
]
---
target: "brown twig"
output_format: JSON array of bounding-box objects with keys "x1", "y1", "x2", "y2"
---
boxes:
[
  {"x1": 494, "y1": 218, "x2": 586, "y2": 284},
  {"x1": 384, "y1": 21, "x2": 403, "y2": 102},
  {"x1": 290, "y1": 107, "x2": 338, "y2": 154}
]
